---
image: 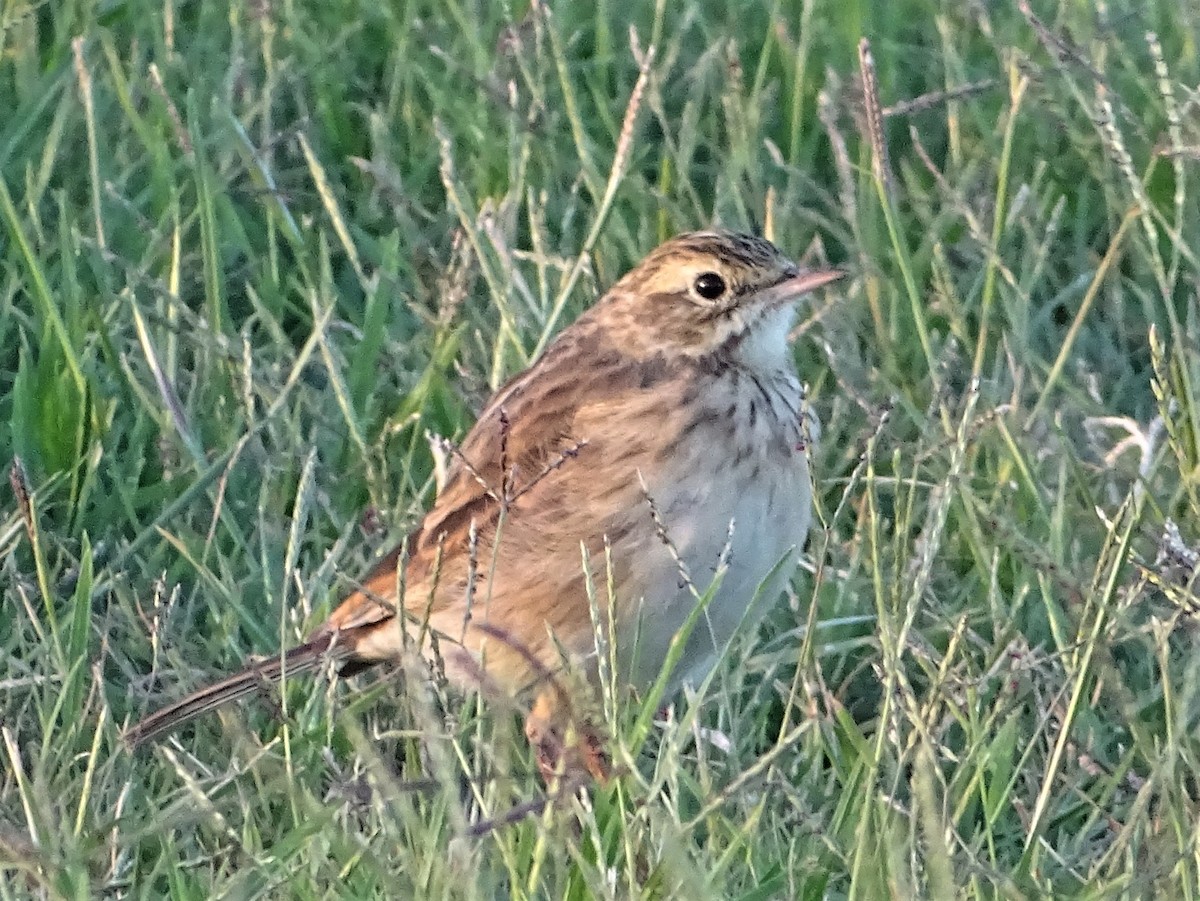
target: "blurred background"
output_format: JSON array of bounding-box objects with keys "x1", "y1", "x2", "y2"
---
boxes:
[{"x1": 1, "y1": 1, "x2": 1198, "y2": 896}]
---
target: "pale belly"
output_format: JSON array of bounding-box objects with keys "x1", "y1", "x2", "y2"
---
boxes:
[{"x1": 615, "y1": 380, "x2": 816, "y2": 693}]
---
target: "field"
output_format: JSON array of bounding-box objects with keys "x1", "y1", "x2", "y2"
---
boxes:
[{"x1": 2, "y1": 0, "x2": 1199, "y2": 897}]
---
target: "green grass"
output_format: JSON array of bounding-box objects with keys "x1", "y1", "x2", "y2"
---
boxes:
[{"x1": 2, "y1": 0, "x2": 1199, "y2": 896}]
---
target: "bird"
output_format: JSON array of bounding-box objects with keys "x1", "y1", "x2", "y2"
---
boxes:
[{"x1": 125, "y1": 230, "x2": 844, "y2": 782}]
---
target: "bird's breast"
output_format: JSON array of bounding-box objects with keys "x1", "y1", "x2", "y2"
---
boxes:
[{"x1": 616, "y1": 367, "x2": 816, "y2": 689}]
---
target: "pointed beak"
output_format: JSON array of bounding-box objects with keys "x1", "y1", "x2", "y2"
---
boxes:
[{"x1": 754, "y1": 267, "x2": 846, "y2": 307}]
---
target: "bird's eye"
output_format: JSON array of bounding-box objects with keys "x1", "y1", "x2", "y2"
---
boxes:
[{"x1": 693, "y1": 272, "x2": 727, "y2": 300}]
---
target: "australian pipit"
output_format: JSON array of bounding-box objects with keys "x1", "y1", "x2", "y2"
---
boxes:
[{"x1": 126, "y1": 231, "x2": 844, "y2": 781}]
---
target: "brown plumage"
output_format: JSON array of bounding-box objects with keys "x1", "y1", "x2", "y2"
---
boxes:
[{"x1": 125, "y1": 231, "x2": 844, "y2": 780}]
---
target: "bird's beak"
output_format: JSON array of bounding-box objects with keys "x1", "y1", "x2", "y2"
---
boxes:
[{"x1": 755, "y1": 267, "x2": 846, "y2": 308}]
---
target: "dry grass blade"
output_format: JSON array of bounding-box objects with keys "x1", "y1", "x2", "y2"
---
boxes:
[
  {"x1": 8, "y1": 457, "x2": 33, "y2": 545},
  {"x1": 534, "y1": 31, "x2": 656, "y2": 356},
  {"x1": 857, "y1": 37, "x2": 893, "y2": 196},
  {"x1": 883, "y1": 79, "x2": 999, "y2": 118}
]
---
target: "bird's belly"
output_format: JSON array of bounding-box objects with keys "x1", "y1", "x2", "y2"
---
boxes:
[{"x1": 617, "y1": 424, "x2": 814, "y2": 692}]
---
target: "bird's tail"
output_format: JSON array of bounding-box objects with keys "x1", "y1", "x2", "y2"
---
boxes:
[{"x1": 124, "y1": 632, "x2": 350, "y2": 748}]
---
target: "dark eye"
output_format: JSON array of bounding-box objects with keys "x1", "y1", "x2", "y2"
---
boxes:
[{"x1": 693, "y1": 272, "x2": 727, "y2": 300}]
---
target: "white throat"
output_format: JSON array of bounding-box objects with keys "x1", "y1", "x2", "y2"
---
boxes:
[{"x1": 731, "y1": 304, "x2": 796, "y2": 372}]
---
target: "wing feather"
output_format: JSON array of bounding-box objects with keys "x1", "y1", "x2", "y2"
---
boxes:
[{"x1": 322, "y1": 314, "x2": 663, "y2": 638}]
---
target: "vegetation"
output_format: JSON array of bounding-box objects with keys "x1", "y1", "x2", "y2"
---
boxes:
[{"x1": 2, "y1": 0, "x2": 1198, "y2": 896}]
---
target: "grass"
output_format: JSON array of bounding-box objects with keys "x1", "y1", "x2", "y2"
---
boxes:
[{"x1": 2, "y1": 0, "x2": 1199, "y2": 896}]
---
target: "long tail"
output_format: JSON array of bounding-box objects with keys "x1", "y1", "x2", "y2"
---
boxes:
[{"x1": 124, "y1": 632, "x2": 355, "y2": 748}]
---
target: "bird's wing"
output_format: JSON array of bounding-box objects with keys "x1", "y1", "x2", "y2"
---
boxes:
[{"x1": 320, "y1": 316, "x2": 659, "y2": 638}]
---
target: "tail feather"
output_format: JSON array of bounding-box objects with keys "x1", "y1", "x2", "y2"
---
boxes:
[{"x1": 124, "y1": 632, "x2": 351, "y2": 748}]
